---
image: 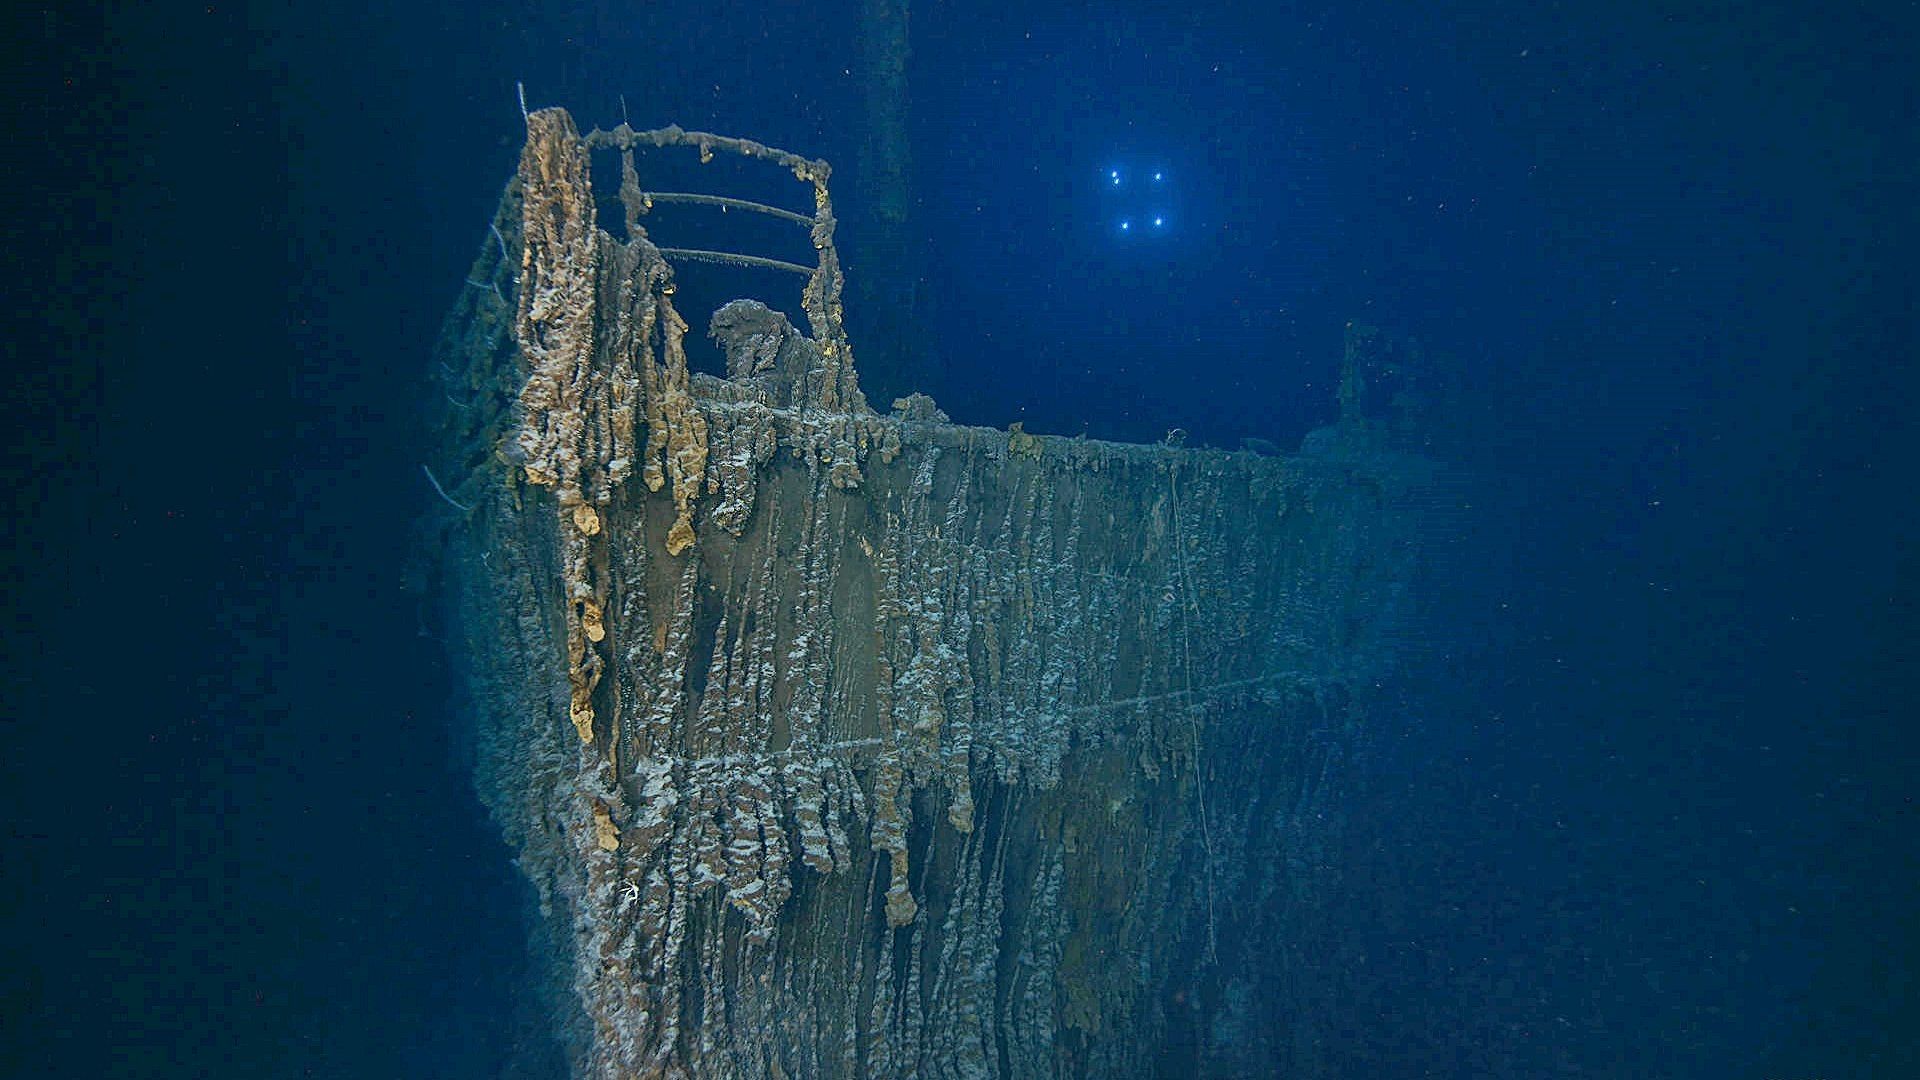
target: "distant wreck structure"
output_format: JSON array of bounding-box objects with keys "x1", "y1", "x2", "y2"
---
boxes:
[{"x1": 427, "y1": 106, "x2": 1445, "y2": 1078}]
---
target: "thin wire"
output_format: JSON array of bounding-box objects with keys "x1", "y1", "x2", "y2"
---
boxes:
[{"x1": 422, "y1": 464, "x2": 473, "y2": 513}]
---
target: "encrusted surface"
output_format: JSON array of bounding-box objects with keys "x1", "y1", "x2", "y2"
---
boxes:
[{"x1": 429, "y1": 108, "x2": 1438, "y2": 1078}]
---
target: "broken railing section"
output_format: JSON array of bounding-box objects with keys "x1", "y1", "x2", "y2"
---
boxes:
[
  {"x1": 443, "y1": 105, "x2": 1436, "y2": 1076},
  {"x1": 582, "y1": 121, "x2": 868, "y2": 430}
]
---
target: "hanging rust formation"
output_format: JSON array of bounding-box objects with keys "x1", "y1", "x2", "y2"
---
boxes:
[{"x1": 428, "y1": 106, "x2": 1445, "y2": 1078}]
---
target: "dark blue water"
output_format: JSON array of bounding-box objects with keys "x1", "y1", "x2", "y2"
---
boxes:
[{"x1": 7, "y1": 1, "x2": 1912, "y2": 1075}]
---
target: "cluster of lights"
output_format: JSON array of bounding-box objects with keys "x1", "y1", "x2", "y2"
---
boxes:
[{"x1": 1107, "y1": 167, "x2": 1169, "y2": 236}]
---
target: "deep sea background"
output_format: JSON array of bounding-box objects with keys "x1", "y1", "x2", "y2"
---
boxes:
[{"x1": 4, "y1": 0, "x2": 1913, "y2": 1076}]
